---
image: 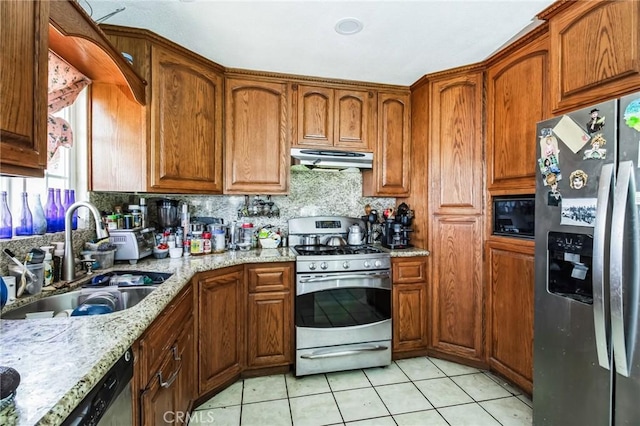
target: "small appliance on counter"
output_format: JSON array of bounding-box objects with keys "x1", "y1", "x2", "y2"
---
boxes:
[
  {"x1": 381, "y1": 203, "x2": 414, "y2": 249},
  {"x1": 109, "y1": 228, "x2": 155, "y2": 264}
]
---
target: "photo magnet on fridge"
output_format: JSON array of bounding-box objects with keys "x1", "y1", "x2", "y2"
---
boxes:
[
  {"x1": 622, "y1": 98, "x2": 640, "y2": 167},
  {"x1": 540, "y1": 128, "x2": 560, "y2": 158},
  {"x1": 560, "y1": 198, "x2": 597, "y2": 227},
  {"x1": 539, "y1": 157, "x2": 562, "y2": 185},
  {"x1": 583, "y1": 134, "x2": 607, "y2": 160}
]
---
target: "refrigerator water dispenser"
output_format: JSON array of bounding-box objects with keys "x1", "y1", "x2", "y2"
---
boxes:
[{"x1": 547, "y1": 231, "x2": 594, "y2": 304}]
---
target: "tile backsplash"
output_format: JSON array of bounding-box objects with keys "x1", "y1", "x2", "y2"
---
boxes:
[{"x1": 90, "y1": 168, "x2": 396, "y2": 234}]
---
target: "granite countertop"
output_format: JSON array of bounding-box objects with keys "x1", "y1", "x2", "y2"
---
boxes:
[{"x1": 0, "y1": 244, "x2": 428, "y2": 425}]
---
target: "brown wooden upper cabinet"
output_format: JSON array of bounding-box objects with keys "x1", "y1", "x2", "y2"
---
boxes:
[
  {"x1": 542, "y1": 0, "x2": 640, "y2": 113},
  {"x1": 429, "y1": 70, "x2": 484, "y2": 215},
  {"x1": 486, "y1": 27, "x2": 550, "y2": 194},
  {"x1": 92, "y1": 26, "x2": 224, "y2": 193},
  {"x1": 293, "y1": 84, "x2": 374, "y2": 151},
  {"x1": 363, "y1": 91, "x2": 411, "y2": 197},
  {"x1": 0, "y1": 0, "x2": 48, "y2": 178},
  {"x1": 224, "y1": 77, "x2": 290, "y2": 194}
]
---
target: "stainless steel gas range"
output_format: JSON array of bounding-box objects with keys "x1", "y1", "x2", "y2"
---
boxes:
[{"x1": 289, "y1": 216, "x2": 392, "y2": 376}]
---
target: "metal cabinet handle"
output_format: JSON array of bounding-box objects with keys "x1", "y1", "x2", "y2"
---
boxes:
[
  {"x1": 158, "y1": 345, "x2": 182, "y2": 388},
  {"x1": 300, "y1": 273, "x2": 389, "y2": 283},
  {"x1": 593, "y1": 163, "x2": 614, "y2": 370},
  {"x1": 300, "y1": 344, "x2": 388, "y2": 359},
  {"x1": 610, "y1": 161, "x2": 639, "y2": 378}
]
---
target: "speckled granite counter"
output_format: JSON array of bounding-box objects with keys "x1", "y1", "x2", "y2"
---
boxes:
[
  {"x1": 0, "y1": 248, "x2": 296, "y2": 426},
  {"x1": 0, "y1": 244, "x2": 428, "y2": 425}
]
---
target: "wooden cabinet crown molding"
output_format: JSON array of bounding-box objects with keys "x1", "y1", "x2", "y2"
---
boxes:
[{"x1": 49, "y1": 1, "x2": 146, "y2": 105}]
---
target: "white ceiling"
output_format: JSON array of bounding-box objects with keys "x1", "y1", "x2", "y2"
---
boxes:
[{"x1": 82, "y1": 0, "x2": 555, "y2": 86}]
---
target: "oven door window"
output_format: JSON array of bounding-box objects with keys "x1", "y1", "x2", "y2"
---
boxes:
[{"x1": 296, "y1": 287, "x2": 391, "y2": 328}]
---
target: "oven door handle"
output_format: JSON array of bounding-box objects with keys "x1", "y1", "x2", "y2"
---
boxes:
[
  {"x1": 300, "y1": 274, "x2": 389, "y2": 283},
  {"x1": 300, "y1": 344, "x2": 388, "y2": 359}
]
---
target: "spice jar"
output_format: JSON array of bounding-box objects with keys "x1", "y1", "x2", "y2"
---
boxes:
[
  {"x1": 190, "y1": 231, "x2": 203, "y2": 255},
  {"x1": 202, "y1": 231, "x2": 212, "y2": 254}
]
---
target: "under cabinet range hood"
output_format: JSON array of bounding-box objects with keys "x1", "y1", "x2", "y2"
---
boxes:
[{"x1": 291, "y1": 148, "x2": 373, "y2": 169}]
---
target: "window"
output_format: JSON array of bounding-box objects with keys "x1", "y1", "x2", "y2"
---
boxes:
[{"x1": 0, "y1": 89, "x2": 88, "y2": 233}]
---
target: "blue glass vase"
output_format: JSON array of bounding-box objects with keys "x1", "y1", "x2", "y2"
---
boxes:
[
  {"x1": 0, "y1": 191, "x2": 12, "y2": 239},
  {"x1": 45, "y1": 188, "x2": 57, "y2": 233},
  {"x1": 15, "y1": 192, "x2": 33, "y2": 236},
  {"x1": 31, "y1": 193, "x2": 47, "y2": 235}
]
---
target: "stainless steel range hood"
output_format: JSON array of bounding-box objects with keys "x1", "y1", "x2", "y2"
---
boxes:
[{"x1": 291, "y1": 148, "x2": 373, "y2": 169}]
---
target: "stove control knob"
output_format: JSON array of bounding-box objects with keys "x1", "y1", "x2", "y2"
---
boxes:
[
  {"x1": 363, "y1": 261, "x2": 371, "y2": 268},
  {"x1": 320, "y1": 262, "x2": 328, "y2": 270},
  {"x1": 342, "y1": 261, "x2": 350, "y2": 269},
  {"x1": 374, "y1": 260, "x2": 382, "y2": 268},
  {"x1": 308, "y1": 263, "x2": 317, "y2": 270}
]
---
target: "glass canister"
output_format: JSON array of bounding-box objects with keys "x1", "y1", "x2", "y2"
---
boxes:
[
  {"x1": 212, "y1": 224, "x2": 226, "y2": 253},
  {"x1": 239, "y1": 223, "x2": 254, "y2": 251},
  {"x1": 190, "y1": 231, "x2": 204, "y2": 255}
]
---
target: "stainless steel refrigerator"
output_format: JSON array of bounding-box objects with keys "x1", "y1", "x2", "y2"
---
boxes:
[{"x1": 533, "y1": 93, "x2": 640, "y2": 425}]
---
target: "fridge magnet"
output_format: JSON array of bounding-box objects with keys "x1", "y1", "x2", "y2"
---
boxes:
[
  {"x1": 623, "y1": 98, "x2": 640, "y2": 132},
  {"x1": 583, "y1": 134, "x2": 607, "y2": 160},
  {"x1": 539, "y1": 157, "x2": 562, "y2": 185},
  {"x1": 539, "y1": 128, "x2": 560, "y2": 158},
  {"x1": 553, "y1": 115, "x2": 591, "y2": 154},
  {"x1": 546, "y1": 173, "x2": 562, "y2": 206},
  {"x1": 586, "y1": 108, "x2": 605, "y2": 134},
  {"x1": 560, "y1": 198, "x2": 597, "y2": 227},
  {"x1": 569, "y1": 170, "x2": 588, "y2": 190}
]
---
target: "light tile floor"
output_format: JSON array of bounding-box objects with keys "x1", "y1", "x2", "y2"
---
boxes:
[{"x1": 189, "y1": 356, "x2": 532, "y2": 426}]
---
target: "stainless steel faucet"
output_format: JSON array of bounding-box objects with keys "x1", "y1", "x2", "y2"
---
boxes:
[{"x1": 62, "y1": 201, "x2": 109, "y2": 281}]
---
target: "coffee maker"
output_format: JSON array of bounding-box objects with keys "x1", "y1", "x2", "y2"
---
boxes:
[{"x1": 381, "y1": 203, "x2": 413, "y2": 249}]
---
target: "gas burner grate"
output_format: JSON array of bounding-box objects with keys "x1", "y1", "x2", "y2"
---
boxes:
[{"x1": 293, "y1": 244, "x2": 384, "y2": 256}]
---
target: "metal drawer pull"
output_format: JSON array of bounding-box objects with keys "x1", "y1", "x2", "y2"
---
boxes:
[
  {"x1": 157, "y1": 363, "x2": 182, "y2": 389},
  {"x1": 300, "y1": 345, "x2": 388, "y2": 359}
]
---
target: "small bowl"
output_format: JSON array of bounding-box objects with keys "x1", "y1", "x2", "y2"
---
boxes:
[
  {"x1": 259, "y1": 238, "x2": 279, "y2": 249},
  {"x1": 169, "y1": 247, "x2": 182, "y2": 258},
  {"x1": 153, "y1": 248, "x2": 169, "y2": 259}
]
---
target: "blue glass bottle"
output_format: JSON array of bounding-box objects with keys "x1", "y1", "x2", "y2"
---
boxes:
[
  {"x1": 45, "y1": 188, "x2": 57, "y2": 233},
  {"x1": 0, "y1": 191, "x2": 12, "y2": 239},
  {"x1": 54, "y1": 189, "x2": 64, "y2": 232},
  {"x1": 31, "y1": 194, "x2": 47, "y2": 235},
  {"x1": 69, "y1": 189, "x2": 77, "y2": 230},
  {"x1": 15, "y1": 192, "x2": 33, "y2": 236}
]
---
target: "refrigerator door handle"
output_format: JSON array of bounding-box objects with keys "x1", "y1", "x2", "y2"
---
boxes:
[
  {"x1": 610, "y1": 160, "x2": 639, "y2": 378},
  {"x1": 593, "y1": 163, "x2": 614, "y2": 370}
]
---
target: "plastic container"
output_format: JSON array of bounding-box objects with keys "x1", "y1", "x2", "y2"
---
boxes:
[
  {"x1": 8, "y1": 263, "x2": 44, "y2": 295},
  {"x1": 86, "y1": 249, "x2": 116, "y2": 269}
]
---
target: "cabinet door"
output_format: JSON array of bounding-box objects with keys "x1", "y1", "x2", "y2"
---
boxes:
[
  {"x1": 225, "y1": 78, "x2": 289, "y2": 194},
  {"x1": 296, "y1": 85, "x2": 334, "y2": 147},
  {"x1": 174, "y1": 317, "x2": 196, "y2": 420},
  {"x1": 487, "y1": 241, "x2": 534, "y2": 394},
  {"x1": 363, "y1": 91, "x2": 411, "y2": 196},
  {"x1": 0, "y1": 0, "x2": 48, "y2": 177},
  {"x1": 334, "y1": 89, "x2": 372, "y2": 150},
  {"x1": 429, "y1": 73, "x2": 483, "y2": 215},
  {"x1": 247, "y1": 291, "x2": 292, "y2": 368},
  {"x1": 140, "y1": 352, "x2": 177, "y2": 426},
  {"x1": 548, "y1": 0, "x2": 640, "y2": 113},
  {"x1": 392, "y1": 258, "x2": 428, "y2": 354},
  {"x1": 198, "y1": 267, "x2": 244, "y2": 394},
  {"x1": 430, "y1": 216, "x2": 484, "y2": 362},
  {"x1": 150, "y1": 45, "x2": 223, "y2": 193},
  {"x1": 486, "y1": 31, "x2": 549, "y2": 193}
]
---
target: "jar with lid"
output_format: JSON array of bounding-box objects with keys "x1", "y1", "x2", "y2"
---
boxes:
[
  {"x1": 202, "y1": 231, "x2": 212, "y2": 254},
  {"x1": 239, "y1": 223, "x2": 254, "y2": 251},
  {"x1": 106, "y1": 215, "x2": 118, "y2": 230},
  {"x1": 212, "y1": 224, "x2": 226, "y2": 253},
  {"x1": 128, "y1": 204, "x2": 142, "y2": 229},
  {"x1": 190, "y1": 231, "x2": 204, "y2": 255}
]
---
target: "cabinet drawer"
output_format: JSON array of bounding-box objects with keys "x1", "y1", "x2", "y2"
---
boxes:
[
  {"x1": 392, "y1": 258, "x2": 427, "y2": 284},
  {"x1": 139, "y1": 285, "x2": 193, "y2": 387},
  {"x1": 246, "y1": 263, "x2": 293, "y2": 293}
]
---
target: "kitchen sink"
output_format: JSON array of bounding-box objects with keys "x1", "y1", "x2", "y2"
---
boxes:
[{"x1": 1, "y1": 271, "x2": 173, "y2": 320}]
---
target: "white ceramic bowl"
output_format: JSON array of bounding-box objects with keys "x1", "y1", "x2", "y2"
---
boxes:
[
  {"x1": 153, "y1": 247, "x2": 169, "y2": 259},
  {"x1": 169, "y1": 247, "x2": 182, "y2": 258}
]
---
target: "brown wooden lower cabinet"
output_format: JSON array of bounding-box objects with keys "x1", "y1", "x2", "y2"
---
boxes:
[
  {"x1": 392, "y1": 257, "x2": 429, "y2": 356},
  {"x1": 486, "y1": 239, "x2": 534, "y2": 394},
  {"x1": 197, "y1": 266, "x2": 244, "y2": 395},
  {"x1": 245, "y1": 263, "x2": 293, "y2": 369},
  {"x1": 136, "y1": 285, "x2": 195, "y2": 426}
]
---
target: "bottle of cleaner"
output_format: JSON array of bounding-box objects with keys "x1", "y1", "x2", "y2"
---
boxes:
[{"x1": 40, "y1": 246, "x2": 55, "y2": 287}]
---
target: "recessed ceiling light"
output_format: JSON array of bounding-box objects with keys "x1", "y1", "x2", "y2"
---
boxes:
[{"x1": 335, "y1": 18, "x2": 363, "y2": 35}]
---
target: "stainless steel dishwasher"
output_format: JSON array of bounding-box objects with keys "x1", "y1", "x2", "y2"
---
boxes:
[{"x1": 62, "y1": 347, "x2": 134, "y2": 425}]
